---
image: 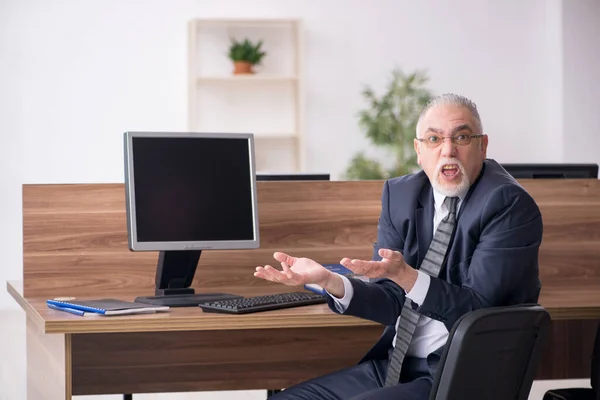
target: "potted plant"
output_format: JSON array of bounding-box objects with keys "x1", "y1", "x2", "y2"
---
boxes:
[
  {"x1": 345, "y1": 67, "x2": 434, "y2": 180},
  {"x1": 228, "y1": 37, "x2": 267, "y2": 75}
]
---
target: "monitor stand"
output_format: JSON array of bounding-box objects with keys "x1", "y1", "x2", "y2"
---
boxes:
[{"x1": 134, "y1": 250, "x2": 243, "y2": 307}]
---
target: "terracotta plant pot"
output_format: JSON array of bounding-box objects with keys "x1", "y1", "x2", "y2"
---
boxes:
[{"x1": 233, "y1": 61, "x2": 254, "y2": 75}]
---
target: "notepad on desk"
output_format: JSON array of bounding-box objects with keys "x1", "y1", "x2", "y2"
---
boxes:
[{"x1": 46, "y1": 298, "x2": 169, "y2": 316}]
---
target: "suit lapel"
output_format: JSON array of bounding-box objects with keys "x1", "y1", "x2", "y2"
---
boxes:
[{"x1": 415, "y1": 185, "x2": 434, "y2": 269}]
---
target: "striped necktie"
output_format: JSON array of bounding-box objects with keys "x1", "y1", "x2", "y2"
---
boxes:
[{"x1": 384, "y1": 196, "x2": 459, "y2": 387}]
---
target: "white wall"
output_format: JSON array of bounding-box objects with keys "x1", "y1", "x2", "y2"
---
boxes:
[
  {"x1": 542, "y1": 0, "x2": 564, "y2": 160},
  {"x1": 562, "y1": 0, "x2": 600, "y2": 164},
  {"x1": 0, "y1": 0, "x2": 597, "y2": 311},
  {"x1": 1, "y1": 0, "x2": 25, "y2": 311}
]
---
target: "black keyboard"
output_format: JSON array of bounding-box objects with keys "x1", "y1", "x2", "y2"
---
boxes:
[{"x1": 198, "y1": 291, "x2": 326, "y2": 314}]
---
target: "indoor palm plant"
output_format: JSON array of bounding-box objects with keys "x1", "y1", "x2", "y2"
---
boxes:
[
  {"x1": 228, "y1": 37, "x2": 267, "y2": 75},
  {"x1": 345, "y1": 67, "x2": 434, "y2": 180}
]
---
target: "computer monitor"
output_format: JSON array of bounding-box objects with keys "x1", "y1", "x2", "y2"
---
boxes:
[
  {"x1": 123, "y1": 131, "x2": 260, "y2": 307},
  {"x1": 257, "y1": 173, "x2": 330, "y2": 181},
  {"x1": 501, "y1": 163, "x2": 599, "y2": 179}
]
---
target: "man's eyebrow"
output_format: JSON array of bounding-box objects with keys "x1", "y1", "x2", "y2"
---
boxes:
[
  {"x1": 450, "y1": 124, "x2": 473, "y2": 135},
  {"x1": 424, "y1": 127, "x2": 443, "y2": 134}
]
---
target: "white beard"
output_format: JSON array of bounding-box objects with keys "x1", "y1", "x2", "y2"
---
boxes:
[{"x1": 431, "y1": 158, "x2": 471, "y2": 197}]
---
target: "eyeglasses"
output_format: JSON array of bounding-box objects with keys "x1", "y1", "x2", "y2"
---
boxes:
[{"x1": 416, "y1": 133, "x2": 485, "y2": 149}]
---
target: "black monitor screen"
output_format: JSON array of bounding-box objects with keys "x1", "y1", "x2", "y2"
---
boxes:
[{"x1": 124, "y1": 132, "x2": 259, "y2": 251}]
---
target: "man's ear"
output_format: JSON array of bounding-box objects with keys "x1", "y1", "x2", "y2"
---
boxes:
[
  {"x1": 480, "y1": 134, "x2": 489, "y2": 156},
  {"x1": 414, "y1": 139, "x2": 422, "y2": 164}
]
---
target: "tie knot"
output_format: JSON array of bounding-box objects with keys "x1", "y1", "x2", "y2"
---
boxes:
[{"x1": 444, "y1": 196, "x2": 459, "y2": 213}]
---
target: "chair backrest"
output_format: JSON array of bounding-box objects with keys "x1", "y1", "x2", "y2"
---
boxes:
[
  {"x1": 430, "y1": 304, "x2": 551, "y2": 400},
  {"x1": 591, "y1": 321, "x2": 600, "y2": 398}
]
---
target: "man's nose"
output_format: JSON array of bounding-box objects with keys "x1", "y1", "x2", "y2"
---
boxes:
[{"x1": 440, "y1": 138, "x2": 458, "y2": 157}]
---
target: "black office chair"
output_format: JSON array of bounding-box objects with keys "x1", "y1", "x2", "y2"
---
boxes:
[
  {"x1": 430, "y1": 304, "x2": 551, "y2": 400},
  {"x1": 543, "y1": 322, "x2": 600, "y2": 400}
]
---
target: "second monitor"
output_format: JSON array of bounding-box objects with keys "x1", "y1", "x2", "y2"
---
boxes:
[
  {"x1": 257, "y1": 173, "x2": 330, "y2": 181},
  {"x1": 501, "y1": 163, "x2": 598, "y2": 179},
  {"x1": 123, "y1": 131, "x2": 260, "y2": 307}
]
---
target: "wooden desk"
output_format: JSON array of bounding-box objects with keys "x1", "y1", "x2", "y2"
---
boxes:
[
  {"x1": 8, "y1": 280, "x2": 600, "y2": 399},
  {"x1": 8, "y1": 281, "x2": 384, "y2": 399},
  {"x1": 8, "y1": 179, "x2": 600, "y2": 398}
]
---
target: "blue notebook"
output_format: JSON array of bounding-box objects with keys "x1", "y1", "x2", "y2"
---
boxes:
[{"x1": 46, "y1": 298, "x2": 169, "y2": 316}]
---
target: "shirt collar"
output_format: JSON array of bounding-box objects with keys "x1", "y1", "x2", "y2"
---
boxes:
[{"x1": 432, "y1": 186, "x2": 469, "y2": 212}]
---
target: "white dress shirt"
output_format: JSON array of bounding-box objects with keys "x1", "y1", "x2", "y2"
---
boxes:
[{"x1": 329, "y1": 188, "x2": 465, "y2": 358}]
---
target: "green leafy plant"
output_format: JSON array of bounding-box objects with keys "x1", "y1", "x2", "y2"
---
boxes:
[
  {"x1": 345, "y1": 67, "x2": 434, "y2": 180},
  {"x1": 228, "y1": 37, "x2": 267, "y2": 65}
]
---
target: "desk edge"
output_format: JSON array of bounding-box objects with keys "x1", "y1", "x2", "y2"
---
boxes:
[{"x1": 7, "y1": 280, "x2": 46, "y2": 332}]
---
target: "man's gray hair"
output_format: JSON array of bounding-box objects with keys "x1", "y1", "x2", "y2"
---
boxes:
[{"x1": 416, "y1": 93, "x2": 483, "y2": 137}]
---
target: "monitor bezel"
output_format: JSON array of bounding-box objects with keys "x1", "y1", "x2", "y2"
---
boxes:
[
  {"x1": 123, "y1": 131, "x2": 260, "y2": 252},
  {"x1": 501, "y1": 163, "x2": 599, "y2": 179},
  {"x1": 256, "y1": 173, "x2": 330, "y2": 181}
]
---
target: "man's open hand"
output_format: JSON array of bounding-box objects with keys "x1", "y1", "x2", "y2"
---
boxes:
[
  {"x1": 340, "y1": 248, "x2": 418, "y2": 291},
  {"x1": 254, "y1": 252, "x2": 345, "y2": 297}
]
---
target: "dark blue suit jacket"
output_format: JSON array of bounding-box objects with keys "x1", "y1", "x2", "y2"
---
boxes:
[{"x1": 325, "y1": 159, "x2": 543, "y2": 374}]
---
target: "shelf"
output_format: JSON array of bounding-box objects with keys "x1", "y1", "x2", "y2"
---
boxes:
[
  {"x1": 188, "y1": 18, "x2": 304, "y2": 172},
  {"x1": 253, "y1": 132, "x2": 297, "y2": 139},
  {"x1": 196, "y1": 75, "x2": 298, "y2": 84},
  {"x1": 195, "y1": 132, "x2": 296, "y2": 139},
  {"x1": 192, "y1": 19, "x2": 298, "y2": 28}
]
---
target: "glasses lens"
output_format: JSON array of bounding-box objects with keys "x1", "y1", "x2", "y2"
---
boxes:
[
  {"x1": 453, "y1": 135, "x2": 472, "y2": 145},
  {"x1": 422, "y1": 134, "x2": 478, "y2": 148},
  {"x1": 426, "y1": 134, "x2": 442, "y2": 148}
]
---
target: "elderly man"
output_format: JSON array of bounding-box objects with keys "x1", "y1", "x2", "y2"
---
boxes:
[{"x1": 254, "y1": 93, "x2": 543, "y2": 400}]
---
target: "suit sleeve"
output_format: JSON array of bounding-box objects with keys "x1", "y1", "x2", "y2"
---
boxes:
[
  {"x1": 416, "y1": 184, "x2": 543, "y2": 331},
  {"x1": 372, "y1": 180, "x2": 405, "y2": 259},
  {"x1": 324, "y1": 180, "x2": 408, "y2": 326},
  {"x1": 325, "y1": 277, "x2": 406, "y2": 326}
]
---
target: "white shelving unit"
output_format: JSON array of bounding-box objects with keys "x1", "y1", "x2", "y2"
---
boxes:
[{"x1": 188, "y1": 18, "x2": 304, "y2": 172}]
